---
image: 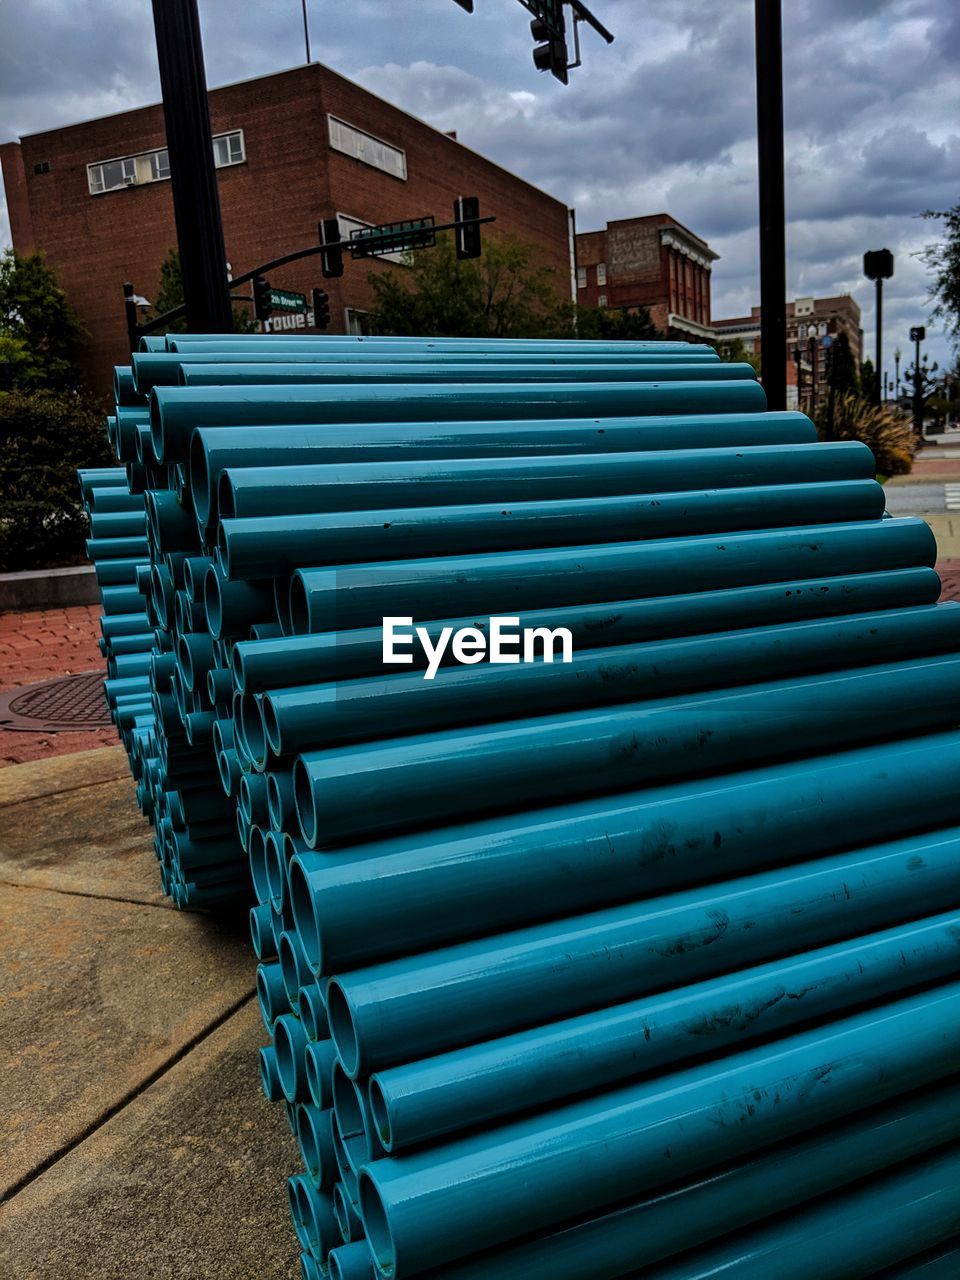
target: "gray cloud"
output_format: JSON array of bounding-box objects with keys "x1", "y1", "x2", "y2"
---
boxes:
[{"x1": 0, "y1": 0, "x2": 956, "y2": 376}]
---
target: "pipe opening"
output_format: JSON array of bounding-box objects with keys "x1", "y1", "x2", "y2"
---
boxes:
[
  {"x1": 274, "y1": 576, "x2": 293, "y2": 636},
  {"x1": 188, "y1": 433, "x2": 211, "y2": 525},
  {"x1": 331, "y1": 1116, "x2": 358, "y2": 1202},
  {"x1": 326, "y1": 982, "x2": 361, "y2": 1077},
  {"x1": 295, "y1": 1104, "x2": 321, "y2": 1180},
  {"x1": 265, "y1": 829, "x2": 286, "y2": 911},
  {"x1": 358, "y1": 1171, "x2": 395, "y2": 1277},
  {"x1": 278, "y1": 931, "x2": 303, "y2": 1006},
  {"x1": 293, "y1": 758, "x2": 317, "y2": 847},
  {"x1": 301, "y1": 1252, "x2": 322, "y2": 1280},
  {"x1": 289, "y1": 573, "x2": 311, "y2": 635},
  {"x1": 266, "y1": 770, "x2": 284, "y2": 831},
  {"x1": 263, "y1": 697, "x2": 283, "y2": 757},
  {"x1": 273, "y1": 1014, "x2": 303, "y2": 1102},
  {"x1": 305, "y1": 1039, "x2": 333, "y2": 1110},
  {"x1": 204, "y1": 565, "x2": 223, "y2": 638},
  {"x1": 259, "y1": 1045, "x2": 282, "y2": 1103},
  {"x1": 289, "y1": 858, "x2": 321, "y2": 972},
  {"x1": 148, "y1": 390, "x2": 164, "y2": 461},
  {"x1": 241, "y1": 693, "x2": 269, "y2": 770},
  {"x1": 367, "y1": 1077, "x2": 393, "y2": 1152},
  {"x1": 218, "y1": 470, "x2": 236, "y2": 521},
  {"x1": 216, "y1": 522, "x2": 230, "y2": 575},
  {"x1": 333, "y1": 1181, "x2": 355, "y2": 1243},
  {"x1": 287, "y1": 1177, "x2": 310, "y2": 1251},
  {"x1": 247, "y1": 825, "x2": 271, "y2": 903}
]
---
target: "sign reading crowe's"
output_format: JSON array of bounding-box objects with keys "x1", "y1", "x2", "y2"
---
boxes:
[{"x1": 268, "y1": 288, "x2": 307, "y2": 312}]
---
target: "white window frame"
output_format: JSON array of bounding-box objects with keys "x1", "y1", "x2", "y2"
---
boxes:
[
  {"x1": 597, "y1": 294, "x2": 608, "y2": 309},
  {"x1": 576, "y1": 266, "x2": 587, "y2": 289},
  {"x1": 596, "y1": 263, "x2": 607, "y2": 286},
  {"x1": 327, "y1": 115, "x2": 407, "y2": 180},
  {"x1": 345, "y1": 307, "x2": 375, "y2": 336},
  {"x1": 87, "y1": 130, "x2": 245, "y2": 195}
]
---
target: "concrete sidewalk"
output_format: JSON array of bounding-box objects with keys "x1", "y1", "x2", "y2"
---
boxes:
[{"x1": 0, "y1": 748, "x2": 298, "y2": 1279}]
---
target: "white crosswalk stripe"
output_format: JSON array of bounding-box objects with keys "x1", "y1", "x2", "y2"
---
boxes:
[{"x1": 946, "y1": 485, "x2": 960, "y2": 512}]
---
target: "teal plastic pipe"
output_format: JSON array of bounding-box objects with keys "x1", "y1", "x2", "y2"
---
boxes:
[
  {"x1": 262, "y1": 605, "x2": 960, "y2": 755},
  {"x1": 355, "y1": 982, "x2": 960, "y2": 1278},
  {"x1": 88, "y1": 486, "x2": 145, "y2": 513},
  {"x1": 78, "y1": 467, "x2": 129, "y2": 499},
  {"x1": 328, "y1": 1241, "x2": 375, "y2": 1280},
  {"x1": 293, "y1": 655, "x2": 960, "y2": 848},
  {"x1": 178, "y1": 360, "x2": 756, "y2": 388},
  {"x1": 369, "y1": 908, "x2": 960, "y2": 1152},
  {"x1": 422, "y1": 1081, "x2": 960, "y2": 1280},
  {"x1": 219, "y1": 481, "x2": 885, "y2": 579},
  {"x1": 132, "y1": 349, "x2": 722, "y2": 392},
  {"x1": 326, "y1": 826, "x2": 960, "y2": 1076},
  {"x1": 89, "y1": 510, "x2": 146, "y2": 539},
  {"x1": 289, "y1": 517, "x2": 936, "y2": 633},
  {"x1": 190, "y1": 412, "x2": 815, "y2": 526},
  {"x1": 150, "y1": 380, "x2": 768, "y2": 462},
  {"x1": 235, "y1": 567, "x2": 939, "y2": 693},
  {"x1": 295, "y1": 1102, "x2": 337, "y2": 1189},
  {"x1": 166, "y1": 333, "x2": 716, "y2": 352},
  {"x1": 202, "y1": 564, "x2": 272, "y2": 639},
  {"x1": 640, "y1": 1143, "x2": 960, "y2": 1280},
  {"x1": 217, "y1": 440, "x2": 872, "y2": 522}
]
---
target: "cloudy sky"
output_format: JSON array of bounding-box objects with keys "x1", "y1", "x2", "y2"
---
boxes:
[{"x1": 1, "y1": 0, "x2": 958, "y2": 374}]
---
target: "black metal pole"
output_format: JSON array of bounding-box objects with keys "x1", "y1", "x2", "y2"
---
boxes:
[
  {"x1": 302, "y1": 0, "x2": 312, "y2": 62},
  {"x1": 913, "y1": 332, "x2": 923, "y2": 438},
  {"x1": 754, "y1": 0, "x2": 787, "y2": 411},
  {"x1": 122, "y1": 282, "x2": 140, "y2": 353},
  {"x1": 874, "y1": 277, "x2": 883, "y2": 405},
  {"x1": 151, "y1": 0, "x2": 232, "y2": 334}
]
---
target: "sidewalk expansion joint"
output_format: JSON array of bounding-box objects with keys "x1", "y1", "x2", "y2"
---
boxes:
[
  {"x1": 0, "y1": 879, "x2": 172, "y2": 912},
  {"x1": 0, "y1": 989, "x2": 256, "y2": 1205}
]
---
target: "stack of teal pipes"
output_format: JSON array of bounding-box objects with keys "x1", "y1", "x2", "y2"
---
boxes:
[{"x1": 83, "y1": 332, "x2": 960, "y2": 1278}]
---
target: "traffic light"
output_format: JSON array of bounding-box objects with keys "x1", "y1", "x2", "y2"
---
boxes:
[
  {"x1": 312, "y1": 288, "x2": 331, "y2": 330},
  {"x1": 253, "y1": 275, "x2": 272, "y2": 322},
  {"x1": 454, "y1": 196, "x2": 482, "y2": 260},
  {"x1": 320, "y1": 218, "x2": 344, "y2": 278},
  {"x1": 530, "y1": 7, "x2": 569, "y2": 83}
]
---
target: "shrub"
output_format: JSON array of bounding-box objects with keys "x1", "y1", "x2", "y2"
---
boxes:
[
  {"x1": 0, "y1": 389, "x2": 113, "y2": 571},
  {"x1": 815, "y1": 392, "x2": 916, "y2": 476}
]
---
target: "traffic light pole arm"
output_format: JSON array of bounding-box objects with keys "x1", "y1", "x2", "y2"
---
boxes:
[
  {"x1": 125, "y1": 213, "x2": 495, "y2": 346},
  {"x1": 228, "y1": 214, "x2": 496, "y2": 288}
]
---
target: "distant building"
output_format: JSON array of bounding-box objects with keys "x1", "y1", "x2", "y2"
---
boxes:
[
  {"x1": 575, "y1": 214, "x2": 718, "y2": 340},
  {"x1": 714, "y1": 295, "x2": 863, "y2": 412},
  {"x1": 1, "y1": 64, "x2": 573, "y2": 393}
]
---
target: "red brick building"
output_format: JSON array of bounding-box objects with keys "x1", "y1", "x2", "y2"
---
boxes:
[
  {"x1": 1, "y1": 64, "x2": 573, "y2": 393},
  {"x1": 713, "y1": 295, "x2": 863, "y2": 412},
  {"x1": 575, "y1": 213, "x2": 717, "y2": 340}
]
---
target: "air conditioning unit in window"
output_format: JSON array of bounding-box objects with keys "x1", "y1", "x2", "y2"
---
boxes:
[{"x1": 123, "y1": 175, "x2": 137, "y2": 186}]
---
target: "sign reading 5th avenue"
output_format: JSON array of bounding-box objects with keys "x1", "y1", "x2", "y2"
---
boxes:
[{"x1": 268, "y1": 287, "x2": 307, "y2": 312}]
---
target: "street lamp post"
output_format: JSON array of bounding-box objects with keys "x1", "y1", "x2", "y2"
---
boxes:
[
  {"x1": 863, "y1": 250, "x2": 894, "y2": 407},
  {"x1": 754, "y1": 0, "x2": 787, "y2": 412},
  {"x1": 910, "y1": 325, "x2": 926, "y2": 440},
  {"x1": 895, "y1": 347, "x2": 902, "y2": 402}
]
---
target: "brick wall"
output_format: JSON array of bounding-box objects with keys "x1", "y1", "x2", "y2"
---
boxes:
[{"x1": 2, "y1": 64, "x2": 571, "y2": 396}]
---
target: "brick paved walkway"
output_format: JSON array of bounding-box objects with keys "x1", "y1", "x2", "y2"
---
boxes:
[
  {"x1": 0, "y1": 605, "x2": 118, "y2": 767},
  {"x1": 3, "y1": 564, "x2": 960, "y2": 770}
]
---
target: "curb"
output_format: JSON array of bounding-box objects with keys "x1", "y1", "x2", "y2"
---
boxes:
[{"x1": 0, "y1": 565, "x2": 99, "y2": 613}]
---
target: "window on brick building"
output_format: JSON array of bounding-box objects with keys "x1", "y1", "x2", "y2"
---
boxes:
[
  {"x1": 576, "y1": 266, "x2": 587, "y2": 289},
  {"x1": 597, "y1": 294, "x2": 608, "y2": 309},
  {"x1": 345, "y1": 308, "x2": 376, "y2": 335},
  {"x1": 596, "y1": 263, "x2": 607, "y2": 286},
  {"x1": 328, "y1": 116, "x2": 407, "y2": 180},
  {"x1": 87, "y1": 131, "x2": 245, "y2": 195}
]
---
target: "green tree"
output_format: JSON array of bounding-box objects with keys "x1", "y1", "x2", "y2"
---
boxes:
[
  {"x1": 860, "y1": 357, "x2": 876, "y2": 402},
  {"x1": 710, "y1": 335, "x2": 761, "y2": 375},
  {"x1": 828, "y1": 329, "x2": 859, "y2": 396},
  {"x1": 0, "y1": 249, "x2": 87, "y2": 391},
  {"x1": 369, "y1": 234, "x2": 567, "y2": 337},
  {"x1": 0, "y1": 389, "x2": 112, "y2": 570},
  {"x1": 153, "y1": 247, "x2": 257, "y2": 333},
  {"x1": 573, "y1": 304, "x2": 660, "y2": 340},
  {"x1": 920, "y1": 205, "x2": 960, "y2": 347}
]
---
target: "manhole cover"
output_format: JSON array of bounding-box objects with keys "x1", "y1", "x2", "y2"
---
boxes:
[{"x1": 0, "y1": 671, "x2": 113, "y2": 732}]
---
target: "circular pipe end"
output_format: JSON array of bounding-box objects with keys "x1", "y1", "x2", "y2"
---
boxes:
[
  {"x1": 326, "y1": 981, "x2": 361, "y2": 1078},
  {"x1": 358, "y1": 1170, "x2": 395, "y2": 1278}
]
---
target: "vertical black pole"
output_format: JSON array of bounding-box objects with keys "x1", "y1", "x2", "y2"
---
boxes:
[
  {"x1": 151, "y1": 0, "x2": 232, "y2": 333},
  {"x1": 875, "y1": 278, "x2": 883, "y2": 404},
  {"x1": 123, "y1": 282, "x2": 140, "y2": 353},
  {"x1": 913, "y1": 333, "x2": 923, "y2": 438},
  {"x1": 302, "y1": 0, "x2": 312, "y2": 62},
  {"x1": 754, "y1": 0, "x2": 787, "y2": 411}
]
